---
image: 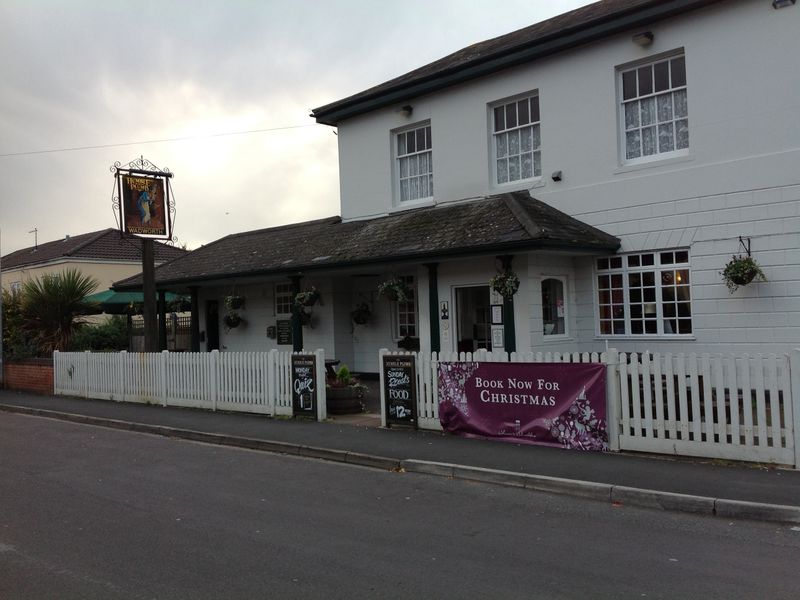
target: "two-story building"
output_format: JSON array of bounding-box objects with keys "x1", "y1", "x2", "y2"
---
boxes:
[{"x1": 116, "y1": 0, "x2": 800, "y2": 372}]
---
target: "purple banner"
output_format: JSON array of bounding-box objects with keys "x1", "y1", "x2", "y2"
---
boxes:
[{"x1": 438, "y1": 361, "x2": 608, "y2": 451}]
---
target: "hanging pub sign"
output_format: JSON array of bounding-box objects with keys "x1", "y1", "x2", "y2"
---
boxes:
[
  {"x1": 382, "y1": 354, "x2": 417, "y2": 427},
  {"x1": 291, "y1": 354, "x2": 318, "y2": 417},
  {"x1": 438, "y1": 361, "x2": 607, "y2": 451},
  {"x1": 119, "y1": 173, "x2": 170, "y2": 239}
]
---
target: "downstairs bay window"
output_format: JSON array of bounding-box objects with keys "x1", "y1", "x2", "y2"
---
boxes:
[{"x1": 596, "y1": 250, "x2": 692, "y2": 336}]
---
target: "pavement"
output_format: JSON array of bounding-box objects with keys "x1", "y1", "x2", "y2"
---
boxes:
[{"x1": 1, "y1": 388, "x2": 799, "y2": 525}]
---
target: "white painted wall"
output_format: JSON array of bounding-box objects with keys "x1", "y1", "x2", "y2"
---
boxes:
[{"x1": 335, "y1": 0, "x2": 800, "y2": 354}]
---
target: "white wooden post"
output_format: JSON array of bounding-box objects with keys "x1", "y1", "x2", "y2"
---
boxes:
[
  {"x1": 378, "y1": 348, "x2": 388, "y2": 427},
  {"x1": 118, "y1": 351, "x2": 127, "y2": 402},
  {"x1": 52, "y1": 350, "x2": 59, "y2": 394},
  {"x1": 267, "y1": 349, "x2": 277, "y2": 415},
  {"x1": 210, "y1": 349, "x2": 219, "y2": 411},
  {"x1": 605, "y1": 348, "x2": 621, "y2": 452},
  {"x1": 790, "y1": 348, "x2": 800, "y2": 470},
  {"x1": 83, "y1": 351, "x2": 90, "y2": 398},
  {"x1": 315, "y1": 349, "x2": 327, "y2": 422},
  {"x1": 160, "y1": 350, "x2": 168, "y2": 407}
]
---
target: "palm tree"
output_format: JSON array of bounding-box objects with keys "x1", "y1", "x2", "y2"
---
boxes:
[{"x1": 22, "y1": 269, "x2": 98, "y2": 354}]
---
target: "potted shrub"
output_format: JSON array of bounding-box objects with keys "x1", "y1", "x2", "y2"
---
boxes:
[
  {"x1": 294, "y1": 287, "x2": 321, "y2": 309},
  {"x1": 326, "y1": 364, "x2": 368, "y2": 414},
  {"x1": 722, "y1": 255, "x2": 766, "y2": 293},
  {"x1": 351, "y1": 302, "x2": 371, "y2": 325},
  {"x1": 223, "y1": 312, "x2": 244, "y2": 329},
  {"x1": 224, "y1": 295, "x2": 245, "y2": 310},
  {"x1": 490, "y1": 269, "x2": 520, "y2": 300},
  {"x1": 378, "y1": 277, "x2": 411, "y2": 302}
]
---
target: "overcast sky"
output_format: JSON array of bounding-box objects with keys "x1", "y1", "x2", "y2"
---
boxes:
[{"x1": 0, "y1": 0, "x2": 593, "y2": 255}]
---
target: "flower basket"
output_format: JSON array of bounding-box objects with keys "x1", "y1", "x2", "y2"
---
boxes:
[
  {"x1": 298, "y1": 309, "x2": 313, "y2": 327},
  {"x1": 325, "y1": 364, "x2": 368, "y2": 414},
  {"x1": 490, "y1": 269, "x2": 520, "y2": 300},
  {"x1": 721, "y1": 255, "x2": 766, "y2": 293},
  {"x1": 378, "y1": 278, "x2": 411, "y2": 303},
  {"x1": 224, "y1": 295, "x2": 245, "y2": 310},
  {"x1": 224, "y1": 312, "x2": 244, "y2": 329},
  {"x1": 351, "y1": 302, "x2": 371, "y2": 325},
  {"x1": 294, "y1": 287, "x2": 321, "y2": 309}
]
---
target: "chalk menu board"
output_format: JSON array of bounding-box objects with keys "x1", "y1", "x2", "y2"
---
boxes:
[
  {"x1": 291, "y1": 354, "x2": 317, "y2": 417},
  {"x1": 382, "y1": 354, "x2": 417, "y2": 427},
  {"x1": 276, "y1": 319, "x2": 292, "y2": 345}
]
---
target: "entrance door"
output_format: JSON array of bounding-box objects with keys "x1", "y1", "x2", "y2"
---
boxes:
[
  {"x1": 205, "y1": 300, "x2": 220, "y2": 351},
  {"x1": 455, "y1": 286, "x2": 491, "y2": 353}
]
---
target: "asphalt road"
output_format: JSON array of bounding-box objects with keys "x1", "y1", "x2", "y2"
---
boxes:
[{"x1": 1, "y1": 413, "x2": 798, "y2": 600}]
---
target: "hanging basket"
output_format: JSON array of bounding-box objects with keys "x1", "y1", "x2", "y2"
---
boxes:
[
  {"x1": 294, "y1": 287, "x2": 321, "y2": 309},
  {"x1": 351, "y1": 302, "x2": 371, "y2": 325},
  {"x1": 490, "y1": 269, "x2": 520, "y2": 300},
  {"x1": 721, "y1": 255, "x2": 766, "y2": 293},
  {"x1": 224, "y1": 295, "x2": 245, "y2": 310},
  {"x1": 224, "y1": 312, "x2": 244, "y2": 329},
  {"x1": 378, "y1": 278, "x2": 411, "y2": 303}
]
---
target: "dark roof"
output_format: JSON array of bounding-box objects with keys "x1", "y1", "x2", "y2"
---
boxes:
[
  {"x1": 1, "y1": 228, "x2": 187, "y2": 270},
  {"x1": 312, "y1": 0, "x2": 721, "y2": 125},
  {"x1": 114, "y1": 192, "x2": 619, "y2": 290}
]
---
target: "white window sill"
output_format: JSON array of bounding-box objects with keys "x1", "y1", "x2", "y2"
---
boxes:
[
  {"x1": 615, "y1": 151, "x2": 693, "y2": 175},
  {"x1": 491, "y1": 177, "x2": 544, "y2": 194},
  {"x1": 542, "y1": 335, "x2": 573, "y2": 342},
  {"x1": 391, "y1": 197, "x2": 435, "y2": 212},
  {"x1": 594, "y1": 335, "x2": 696, "y2": 342}
]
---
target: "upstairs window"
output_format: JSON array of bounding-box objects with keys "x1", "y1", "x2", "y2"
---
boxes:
[
  {"x1": 620, "y1": 54, "x2": 688, "y2": 162},
  {"x1": 396, "y1": 124, "x2": 433, "y2": 202},
  {"x1": 275, "y1": 282, "x2": 293, "y2": 315},
  {"x1": 492, "y1": 94, "x2": 541, "y2": 185}
]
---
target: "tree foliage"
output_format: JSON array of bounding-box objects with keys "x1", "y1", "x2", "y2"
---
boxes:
[
  {"x1": 2, "y1": 289, "x2": 38, "y2": 359},
  {"x1": 20, "y1": 269, "x2": 98, "y2": 354}
]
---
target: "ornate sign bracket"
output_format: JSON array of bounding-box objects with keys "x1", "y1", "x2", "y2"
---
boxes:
[{"x1": 111, "y1": 155, "x2": 176, "y2": 242}]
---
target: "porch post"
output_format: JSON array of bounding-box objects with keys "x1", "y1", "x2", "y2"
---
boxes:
[
  {"x1": 290, "y1": 275, "x2": 303, "y2": 352},
  {"x1": 189, "y1": 286, "x2": 200, "y2": 352},
  {"x1": 500, "y1": 255, "x2": 516, "y2": 353},
  {"x1": 425, "y1": 263, "x2": 440, "y2": 353},
  {"x1": 157, "y1": 290, "x2": 167, "y2": 351}
]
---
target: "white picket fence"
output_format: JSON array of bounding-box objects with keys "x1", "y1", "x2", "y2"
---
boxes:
[
  {"x1": 53, "y1": 349, "x2": 326, "y2": 419},
  {"x1": 381, "y1": 348, "x2": 800, "y2": 468}
]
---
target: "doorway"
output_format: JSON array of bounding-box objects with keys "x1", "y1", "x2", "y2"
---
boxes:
[
  {"x1": 205, "y1": 300, "x2": 220, "y2": 351},
  {"x1": 455, "y1": 286, "x2": 491, "y2": 353}
]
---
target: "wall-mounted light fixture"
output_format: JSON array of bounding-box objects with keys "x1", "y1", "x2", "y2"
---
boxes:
[
  {"x1": 399, "y1": 104, "x2": 414, "y2": 117},
  {"x1": 632, "y1": 31, "x2": 654, "y2": 46},
  {"x1": 772, "y1": 0, "x2": 795, "y2": 8},
  {"x1": 551, "y1": 170, "x2": 562, "y2": 182}
]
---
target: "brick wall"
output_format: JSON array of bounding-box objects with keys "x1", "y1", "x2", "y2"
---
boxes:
[{"x1": 3, "y1": 359, "x2": 53, "y2": 395}]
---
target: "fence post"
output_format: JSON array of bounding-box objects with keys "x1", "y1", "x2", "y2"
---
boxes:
[
  {"x1": 267, "y1": 349, "x2": 277, "y2": 416},
  {"x1": 315, "y1": 349, "x2": 327, "y2": 422},
  {"x1": 52, "y1": 351, "x2": 59, "y2": 394},
  {"x1": 118, "y1": 351, "x2": 127, "y2": 402},
  {"x1": 160, "y1": 350, "x2": 168, "y2": 407},
  {"x1": 379, "y1": 348, "x2": 388, "y2": 428},
  {"x1": 605, "y1": 348, "x2": 621, "y2": 452},
  {"x1": 790, "y1": 348, "x2": 800, "y2": 470},
  {"x1": 83, "y1": 351, "x2": 90, "y2": 398},
  {"x1": 210, "y1": 349, "x2": 219, "y2": 411}
]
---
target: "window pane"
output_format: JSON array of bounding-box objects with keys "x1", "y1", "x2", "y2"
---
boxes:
[
  {"x1": 661, "y1": 252, "x2": 674, "y2": 264},
  {"x1": 520, "y1": 127, "x2": 532, "y2": 152},
  {"x1": 658, "y1": 123, "x2": 675, "y2": 152},
  {"x1": 597, "y1": 258, "x2": 609, "y2": 270},
  {"x1": 531, "y1": 96, "x2": 540, "y2": 122},
  {"x1": 400, "y1": 180, "x2": 409, "y2": 202},
  {"x1": 676, "y1": 119, "x2": 689, "y2": 150},
  {"x1": 674, "y1": 89, "x2": 688, "y2": 118},
  {"x1": 642, "y1": 272, "x2": 655, "y2": 286},
  {"x1": 506, "y1": 103, "x2": 517, "y2": 128},
  {"x1": 622, "y1": 70, "x2": 637, "y2": 100},
  {"x1": 406, "y1": 131, "x2": 416, "y2": 153},
  {"x1": 399, "y1": 157, "x2": 408, "y2": 177},
  {"x1": 497, "y1": 159, "x2": 508, "y2": 184},
  {"x1": 416, "y1": 128, "x2": 426, "y2": 151},
  {"x1": 509, "y1": 129, "x2": 520, "y2": 155},
  {"x1": 675, "y1": 251, "x2": 689, "y2": 263},
  {"x1": 494, "y1": 106, "x2": 504, "y2": 132},
  {"x1": 426, "y1": 126, "x2": 432, "y2": 148},
  {"x1": 409, "y1": 155, "x2": 418, "y2": 176},
  {"x1": 641, "y1": 254, "x2": 654, "y2": 266},
  {"x1": 518, "y1": 99, "x2": 529, "y2": 125},
  {"x1": 645, "y1": 320, "x2": 657, "y2": 334},
  {"x1": 625, "y1": 101, "x2": 640, "y2": 129},
  {"x1": 611, "y1": 273, "x2": 623, "y2": 287},
  {"x1": 654, "y1": 61, "x2": 669, "y2": 92},
  {"x1": 610, "y1": 257, "x2": 623, "y2": 269},
  {"x1": 671, "y1": 56, "x2": 686, "y2": 87},
  {"x1": 642, "y1": 126, "x2": 657, "y2": 156},
  {"x1": 640, "y1": 97, "x2": 656, "y2": 126},
  {"x1": 628, "y1": 255, "x2": 640, "y2": 267},
  {"x1": 497, "y1": 133, "x2": 508, "y2": 158},
  {"x1": 638, "y1": 65, "x2": 653, "y2": 96},
  {"x1": 533, "y1": 151, "x2": 541, "y2": 177},
  {"x1": 521, "y1": 153, "x2": 533, "y2": 179},
  {"x1": 398, "y1": 133, "x2": 406, "y2": 155},
  {"x1": 409, "y1": 177, "x2": 418, "y2": 199},
  {"x1": 429, "y1": 174, "x2": 434, "y2": 196},
  {"x1": 657, "y1": 93, "x2": 673, "y2": 122},
  {"x1": 532, "y1": 124, "x2": 541, "y2": 149},
  {"x1": 508, "y1": 155, "x2": 520, "y2": 181},
  {"x1": 626, "y1": 130, "x2": 641, "y2": 159}
]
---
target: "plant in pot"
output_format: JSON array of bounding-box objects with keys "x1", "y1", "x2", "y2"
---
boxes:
[
  {"x1": 223, "y1": 312, "x2": 245, "y2": 329},
  {"x1": 326, "y1": 364, "x2": 368, "y2": 415},
  {"x1": 294, "y1": 287, "x2": 321, "y2": 309},
  {"x1": 721, "y1": 255, "x2": 766, "y2": 293},
  {"x1": 351, "y1": 302, "x2": 371, "y2": 325},
  {"x1": 378, "y1": 277, "x2": 411, "y2": 302},
  {"x1": 489, "y1": 269, "x2": 520, "y2": 301},
  {"x1": 224, "y1": 295, "x2": 245, "y2": 310}
]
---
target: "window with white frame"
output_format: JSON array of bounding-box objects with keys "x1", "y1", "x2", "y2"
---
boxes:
[
  {"x1": 620, "y1": 54, "x2": 688, "y2": 162},
  {"x1": 396, "y1": 124, "x2": 433, "y2": 202},
  {"x1": 541, "y1": 277, "x2": 566, "y2": 336},
  {"x1": 275, "y1": 282, "x2": 293, "y2": 315},
  {"x1": 596, "y1": 250, "x2": 692, "y2": 336},
  {"x1": 10, "y1": 281, "x2": 21, "y2": 293},
  {"x1": 394, "y1": 275, "x2": 417, "y2": 339},
  {"x1": 492, "y1": 94, "x2": 541, "y2": 184}
]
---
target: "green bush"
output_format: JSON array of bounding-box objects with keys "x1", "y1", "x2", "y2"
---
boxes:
[{"x1": 71, "y1": 316, "x2": 129, "y2": 352}]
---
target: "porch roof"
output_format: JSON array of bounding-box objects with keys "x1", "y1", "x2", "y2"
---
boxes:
[{"x1": 114, "y1": 191, "x2": 619, "y2": 290}]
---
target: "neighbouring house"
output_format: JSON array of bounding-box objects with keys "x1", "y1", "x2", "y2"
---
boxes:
[
  {"x1": 1, "y1": 228, "x2": 186, "y2": 294},
  {"x1": 115, "y1": 0, "x2": 800, "y2": 373}
]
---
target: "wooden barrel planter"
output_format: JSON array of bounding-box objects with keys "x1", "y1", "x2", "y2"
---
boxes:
[{"x1": 326, "y1": 386, "x2": 365, "y2": 414}]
